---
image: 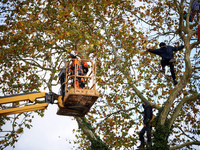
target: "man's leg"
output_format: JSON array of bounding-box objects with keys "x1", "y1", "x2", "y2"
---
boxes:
[
  {"x1": 160, "y1": 59, "x2": 166, "y2": 73},
  {"x1": 169, "y1": 63, "x2": 178, "y2": 85},
  {"x1": 61, "y1": 84, "x2": 65, "y2": 101},
  {"x1": 146, "y1": 125, "x2": 152, "y2": 145},
  {"x1": 138, "y1": 127, "x2": 146, "y2": 148}
]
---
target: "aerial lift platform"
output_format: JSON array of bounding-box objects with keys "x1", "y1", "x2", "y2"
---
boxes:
[
  {"x1": 0, "y1": 59, "x2": 99, "y2": 117},
  {"x1": 57, "y1": 58, "x2": 99, "y2": 117}
]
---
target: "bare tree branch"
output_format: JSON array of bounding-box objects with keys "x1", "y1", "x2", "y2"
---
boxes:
[
  {"x1": 170, "y1": 141, "x2": 200, "y2": 150},
  {"x1": 169, "y1": 94, "x2": 200, "y2": 128},
  {"x1": 177, "y1": 125, "x2": 198, "y2": 141}
]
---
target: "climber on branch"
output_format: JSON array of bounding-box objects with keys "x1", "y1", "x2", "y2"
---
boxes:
[{"x1": 145, "y1": 42, "x2": 184, "y2": 85}]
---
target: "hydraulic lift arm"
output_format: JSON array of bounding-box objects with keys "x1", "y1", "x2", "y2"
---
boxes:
[
  {"x1": 0, "y1": 103, "x2": 48, "y2": 116},
  {"x1": 0, "y1": 92, "x2": 57, "y2": 116}
]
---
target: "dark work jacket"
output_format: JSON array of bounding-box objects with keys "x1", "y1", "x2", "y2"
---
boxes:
[
  {"x1": 142, "y1": 101, "x2": 153, "y2": 125},
  {"x1": 148, "y1": 46, "x2": 184, "y2": 60}
]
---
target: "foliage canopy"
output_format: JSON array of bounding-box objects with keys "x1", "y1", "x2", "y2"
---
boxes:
[{"x1": 0, "y1": 0, "x2": 200, "y2": 149}]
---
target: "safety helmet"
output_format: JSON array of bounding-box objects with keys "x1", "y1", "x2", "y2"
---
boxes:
[{"x1": 70, "y1": 51, "x2": 77, "y2": 58}]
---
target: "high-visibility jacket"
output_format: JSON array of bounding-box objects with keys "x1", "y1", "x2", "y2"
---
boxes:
[
  {"x1": 70, "y1": 59, "x2": 83, "y2": 75},
  {"x1": 70, "y1": 59, "x2": 83, "y2": 89}
]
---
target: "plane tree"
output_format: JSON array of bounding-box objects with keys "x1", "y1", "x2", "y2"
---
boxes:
[{"x1": 0, "y1": 0, "x2": 200, "y2": 149}]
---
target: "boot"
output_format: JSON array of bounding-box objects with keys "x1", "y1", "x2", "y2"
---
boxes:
[
  {"x1": 160, "y1": 69, "x2": 165, "y2": 73},
  {"x1": 173, "y1": 80, "x2": 178, "y2": 85},
  {"x1": 137, "y1": 143, "x2": 144, "y2": 149},
  {"x1": 146, "y1": 141, "x2": 152, "y2": 148}
]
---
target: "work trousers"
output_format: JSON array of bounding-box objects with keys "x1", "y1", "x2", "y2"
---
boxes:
[
  {"x1": 139, "y1": 124, "x2": 152, "y2": 145},
  {"x1": 161, "y1": 58, "x2": 176, "y2": 81}
]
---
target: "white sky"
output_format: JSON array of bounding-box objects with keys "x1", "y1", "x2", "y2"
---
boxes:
[{"x1": 4, "y1": 105, "x2": 78, "y2": 150}]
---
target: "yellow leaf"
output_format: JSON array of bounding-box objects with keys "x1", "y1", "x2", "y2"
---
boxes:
[
  {"x1": 66, "y1": 32, "x2": 70, "y2": 36},
  {"x1": 35, "y1": 20, "x2": 40, "y2": 24},
  {"x1": 16, "y1": 67, "x2": 21, "y2": 71}
]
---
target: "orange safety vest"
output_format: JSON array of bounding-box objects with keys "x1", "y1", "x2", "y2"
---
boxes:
[
  {"x1": 70, "y1": 59, "x2": 83, "y2": 75},
  {"x1": 81, "y1": 61, "x2": 88, "y2": 68},
  {"x1": 70, "y1": 59, "x2": 83, "y2": 89}
]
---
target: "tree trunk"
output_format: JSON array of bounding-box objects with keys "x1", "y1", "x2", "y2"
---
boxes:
[
  {"x1": 76, "y1": 117, "x2": 111, "y2": 150},
  {"x1": 150, "y1": 109, "x2": 171, "y2": 150}
]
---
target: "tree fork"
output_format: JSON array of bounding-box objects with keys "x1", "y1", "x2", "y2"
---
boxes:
[{"x1": 76, "y1": 117, "x2": 111, "y2": 150}]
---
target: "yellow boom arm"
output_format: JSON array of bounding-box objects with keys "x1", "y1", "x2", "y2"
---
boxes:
[
  {"x1": 0, "y1": 103, "x2": 48, "y2": 116},
  {"x1": 0, "y1": 92, "x2": 46, "y2": 104},
  {"x1": 0, "y1": 92, "x2": 55, "y2": 116}
]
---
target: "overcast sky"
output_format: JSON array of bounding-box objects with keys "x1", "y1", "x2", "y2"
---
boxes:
[{"x1": 4, "y1": 105, "x2": 79, "y2": 150}]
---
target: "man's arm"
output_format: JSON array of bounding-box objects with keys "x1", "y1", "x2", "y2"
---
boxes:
[
  {"x1": 147, "y1": 48, "x2": 162, "y2": 55},
  {"x1": 172, "y1": 46, "x2": 184, "y2": 52}
]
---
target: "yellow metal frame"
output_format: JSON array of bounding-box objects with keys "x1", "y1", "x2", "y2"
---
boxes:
[
  {"x1": 0, "y1": 92, "x2": 48, "y2": 116},
  {"x1": 0, "y1": 92, "x2": 46, "y2": 104},
  {"x1": 63, "y1": 59, "x2": 98, "y2": 91},
  {"x1": 0, "y1": 103, "x2": 48, "y2": 116}
]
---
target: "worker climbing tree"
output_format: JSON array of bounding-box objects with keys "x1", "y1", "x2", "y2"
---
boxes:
[
  {"x1": 145, "y1": 42, "x2": 184, "y2": 85},
  {"x1": 137, "y1": 101, "x2": 153, "y2": 149}
]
